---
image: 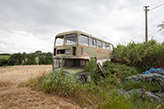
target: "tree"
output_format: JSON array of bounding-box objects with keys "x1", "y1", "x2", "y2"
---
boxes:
[
  {"x1": 24, "y1": 53, "x2": 37, "y2": 65},
  {"x1": 0, "y1": 58, "x2": 8, "y2": 66},
  {"x1": 8, "y1": 53, "x2": 22, "y2": 65},
  {"x1": 35, "y1": 50, "x2": 42, "y2": 57}
]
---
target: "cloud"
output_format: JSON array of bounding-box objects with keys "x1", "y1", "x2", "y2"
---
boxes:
[{"x1": 0, "y1": 0, "x2": 164, "y2": 53}]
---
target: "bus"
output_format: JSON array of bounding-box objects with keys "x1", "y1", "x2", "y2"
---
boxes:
[{"x1": 53, "y1": 30, "x2": 113, "y2": 75}]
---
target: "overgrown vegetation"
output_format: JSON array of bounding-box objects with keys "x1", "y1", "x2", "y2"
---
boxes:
[
  {"x1": 0, "y1": 50, "x2": 52, "y2": 66},
  {"x1": 114, "y1": 39, "x2": 164, "y2": 70},
  {"x1": 21, "y1": 40, "x2": 164, "y2": 108},
  {"x1": 28, "y1": 60, "x2": 164, "y2": 108}
]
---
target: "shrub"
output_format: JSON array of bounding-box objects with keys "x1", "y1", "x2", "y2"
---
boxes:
[
  {"x1": 0, "y1": 58, "x2": 8, "y2": 66},
  {"x1": 102, "y1": 61, "x2": 141, "y2": 80},
  {"x1": 114, "y1": 40, "x2": 164, "y2": 70}
]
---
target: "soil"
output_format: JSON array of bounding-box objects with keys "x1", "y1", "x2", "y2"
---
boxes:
[{"x1": 0, "y1": 65, "x2": 81, "y2": 109}]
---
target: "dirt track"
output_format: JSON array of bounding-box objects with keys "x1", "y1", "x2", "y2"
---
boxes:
[{"x1": 0, "y1": 65, "x2": 81, "y2": 109}]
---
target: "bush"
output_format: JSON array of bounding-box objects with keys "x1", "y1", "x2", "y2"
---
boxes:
[
  {"x1": 102, "y1": 61, "x2": 141, "y2": 80},
  {"x1": 114, "y1": 40, "x2": 164, "y2": 70},
  {"x1": 0, "y1": 58, "x2": 8, "y2": 66}
]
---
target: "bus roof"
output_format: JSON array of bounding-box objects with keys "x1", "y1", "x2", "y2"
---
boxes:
[{"x1": 55, "y1": 30, "x2": 113, "y2": 45}]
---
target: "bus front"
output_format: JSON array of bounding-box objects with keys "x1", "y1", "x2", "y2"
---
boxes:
[{"x1": 53, "y1": 31, "x2": 85, "y2": 74}]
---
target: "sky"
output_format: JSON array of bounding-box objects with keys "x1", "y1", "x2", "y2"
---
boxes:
[{"x1": 0, "y1": 0, "x2": 164, "y2": 53}]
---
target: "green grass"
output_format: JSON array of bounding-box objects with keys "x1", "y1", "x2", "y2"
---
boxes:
[{"x1": 0, "y1": 55, "x2": 10, "y2": 59}]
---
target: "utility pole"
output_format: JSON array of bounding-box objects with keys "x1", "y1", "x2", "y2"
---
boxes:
[{"x1": 144, "y1": 6, "x2": 149, "y2": 42}]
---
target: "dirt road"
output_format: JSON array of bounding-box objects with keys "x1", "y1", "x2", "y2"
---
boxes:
[{"x1": 0, "y1": 65, "x2": 81, "y2": 109}]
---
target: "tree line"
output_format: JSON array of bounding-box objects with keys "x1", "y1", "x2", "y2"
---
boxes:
[{"x1": 0, "y1": 51, "x2": 52, "y2": 66}]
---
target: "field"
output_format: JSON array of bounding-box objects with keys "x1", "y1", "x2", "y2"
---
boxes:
[
  {"x1": 0, "y1": 55, "x2": 10, "y2": 59},
  {"x1": 0, "y1": 65, "x2": 81, "y2": 109}
]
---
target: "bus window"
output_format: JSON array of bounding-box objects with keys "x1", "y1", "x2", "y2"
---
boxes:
[
  {"x1": 65, "y1": 34, "x2": 77, "y2": 45},
  {"x1": 55, "y1": 36, "x2": 64, "y2": 46},
  {"x1": 106, "y1": 44, "x2": 110, "y2": 49},
  {"x1": 89, "y1": 37, "x2": 96, "y2": 47},
  {"x1": 79, "y1": 35, "x2": 88, "y2": 46},
  {"x1": 102, "y1": 42, "x2": 106, "y2": 49},
  {"x1": 110, "y1": 44, "x2": 113, "y2": 51},
  {"x1": 97, "y1": 40, "x2": 102, "y2": 48}
]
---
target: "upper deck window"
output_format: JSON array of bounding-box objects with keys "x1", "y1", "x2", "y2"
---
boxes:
[
  {"x1": 55, "y1": 36, "x2": 64, "y2": 46},
  {"x1": 107, "y1": 44, "x2": 113, "y2": 50},
  {"x1": 110, "y1": 45, "x2": 113, "y2": 51},
  {"x1": 79, "y1": 35, "x2": 88, "y2": 46},
  {"x1": 102, "y1": 42, "x2": 106, "y2": 49},
  {"x1": 89, "y1": 37, "x2": 96, "y2": 47},
  {"x1": 106, "y1": 44, "x2": 110, "y2": 49},
  {"x1": 65, "y1": 34, "x2": 77, "y2": 45},
  {"x1": 97, "y1": 40, "x2": 102, "y2": 48}
]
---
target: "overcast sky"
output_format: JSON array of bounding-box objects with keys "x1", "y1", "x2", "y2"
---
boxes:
[{"x1": 0, "y1": 0, "x2": 164, "y2": 53}]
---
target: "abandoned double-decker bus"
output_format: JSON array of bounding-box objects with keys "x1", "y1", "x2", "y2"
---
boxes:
[{"x1": 53, "y1": 30, "x2": 113, "y2": 74}]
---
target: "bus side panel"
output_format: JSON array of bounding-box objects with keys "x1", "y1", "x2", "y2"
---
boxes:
[
  {"x1": 96, "y1": 48, "x2": 111, "y2": 65},
  {"x1": 89, "y1": 46, "x2": 97, "y2": 59}
]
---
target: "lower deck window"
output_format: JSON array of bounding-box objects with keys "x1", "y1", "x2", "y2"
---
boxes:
[
  {"x1": 63, "y1": 59, "x2": 86, "y2": 67},
  {"x1": 80, "y1": 60, "x2": 86, "y2": 66},
  {"x1": 53, "y1": 59, "x2": 61, "y2": 69},
  {"x1": 57, "y1": 50, "x2": 65, "y2": 54}
]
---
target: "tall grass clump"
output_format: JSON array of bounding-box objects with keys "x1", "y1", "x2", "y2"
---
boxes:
[
  {"x1": 97, "y1": 89, "x2": 132, "y2": 109},
  {"x1": 31, "y1": 71, "x2": 78, "y2": 97},
  {"x1": 43, "y1": 73, "x2": 78, "y2": 96},
  {"x1": 114, "y1": 40, "x2": 164, "y2": 70}
]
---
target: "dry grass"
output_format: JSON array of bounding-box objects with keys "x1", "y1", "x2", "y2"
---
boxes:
[
  {"x1": 0, "y1": 65, "x2": 52, "y2": 85},
  {"x1": 0, "y1": 80, "x2": 14, "y2": 87},
  {"x1": 0, "y1": 87, "x2": 81, "y2": 109},
  {"x1": 0, "y1": 65, "x2": 81, "y2": 109}
]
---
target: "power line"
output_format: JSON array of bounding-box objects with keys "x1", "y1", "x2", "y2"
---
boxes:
[
  {"x1": 150, "y1": 3, "x2": 164, "y2": 11},
  {"x1": 113, "y1": 28, "x2": 143, "y2": 43},
  {"x1": 125, "y1": 10, "x2": 144, "y2": 33},
  {"x1": 112, "y1": 9, "x2": 144, "y2": 43}
]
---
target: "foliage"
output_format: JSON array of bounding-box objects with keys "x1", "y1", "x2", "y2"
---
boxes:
[
  {"x1": 114, "y1": 40, "x2": 164, "y2": 70},
  {"x1": 85, "y1": 57, "x2": 97, "y2": 73},
  {"x1": 0, "y1": 58, "x2": 8, "y2": 66},
  {"x1": 102, "y1": 61, "x2": 141, "y2": 81},
  {"x1": 24, "y1": 53, "x2": 37, "y2": 65}
]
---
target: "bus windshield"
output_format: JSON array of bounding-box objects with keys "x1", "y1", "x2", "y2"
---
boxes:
[
  {"x1": 55, "y1": 36, "x2": 64, "y2": 46},
  {"x1": 65, "y1": 34, "x2": 77, "y2": 45}
]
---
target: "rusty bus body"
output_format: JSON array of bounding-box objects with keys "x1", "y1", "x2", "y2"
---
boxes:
[{"x1": 53, "y1": 30, "x2": 113, "y2": 74}]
